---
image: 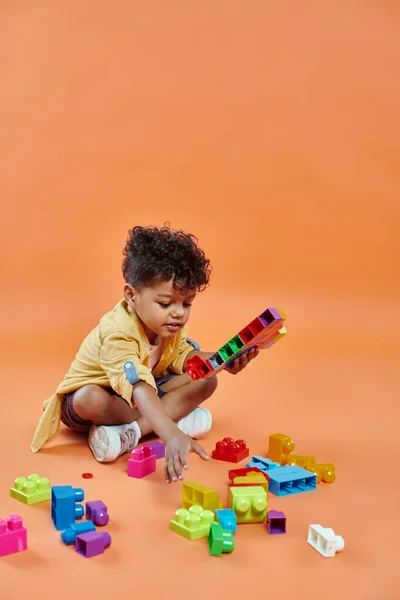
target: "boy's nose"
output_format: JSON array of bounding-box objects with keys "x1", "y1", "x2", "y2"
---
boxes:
[{"x1": 172, "y1": 306, "x2": 184, "y2": 318}]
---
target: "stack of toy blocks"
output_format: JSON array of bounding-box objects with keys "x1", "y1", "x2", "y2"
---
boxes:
[
  {"x1": 185, "y1": 308, "x2": 286, "y2": 380},
  {"x1": 128, "y1": 444, "x2": 156, "y2": 478},
  {"x1": 52, "y1": 486, "x2": 112, "y2": 558},
  {"x1": 268, "y1": 433, "x2": 336, "y2": 485}
]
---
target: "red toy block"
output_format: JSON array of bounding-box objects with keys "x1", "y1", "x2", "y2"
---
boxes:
[
  {"x1": 212, "y1": 438, "x2": 249, "y2": 463},
  {"x1": 0, "y1": 514, "x2": 27, "y2": 557},
  {"x1": 128, "y1": 444, "x2": 156, "y2": 478}
]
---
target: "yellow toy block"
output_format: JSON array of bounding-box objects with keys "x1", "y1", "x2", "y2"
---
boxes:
[
  {"x1": 182, "y1": 482, "x2": 223, "y2": 511},
  {"x1": 170, "y1": 505, "x2": 215, "y2": 540},
  {"x1": 232, "y1": 473, "x2": 269, "y2": 494},
  {"x1": 10, "y1": 473, "x2": 51, "y2": 505},
  {"x1": 229, "y1": 486, "x2": 267, "y2": 524},
  {"x1": 268, "y1": 433, "x2": 295, "y2": 465},
  {"x1": 305, "y1": 463, "x2": 336, "y2": 484}
]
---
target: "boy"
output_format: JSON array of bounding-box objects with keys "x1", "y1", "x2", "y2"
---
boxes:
[{"x1": 30, "y1": 225, "x2": 259, "y2": 483}]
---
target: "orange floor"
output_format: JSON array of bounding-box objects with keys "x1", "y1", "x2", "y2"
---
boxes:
[{"x1": 1, "y1": 1, "x2": 399, "y2": 599}]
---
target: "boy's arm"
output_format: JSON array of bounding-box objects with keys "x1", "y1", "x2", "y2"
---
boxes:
[{"x1": 132, "y1": 381, "x2": 179, "y2": 441}]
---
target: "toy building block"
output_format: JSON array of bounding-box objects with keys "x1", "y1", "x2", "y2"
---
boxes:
[
  {"x1": 307, "y1": 525, "x2": 344, "y2": 557},
  {"x1": 229, "y1": 486, "x2": 267, "y2": 524},
  {"x1": 61, "y1": 521, "x2": 96, "y2": 545},
  {"x1": 186, "y1": 308, "x2": 286, "y2": 380},
  {"x1": 267, "y1": 466, "x2": 316, "y2": 496},
  {"x1": 10, "y1": 473, "x2": 51, "y2": 505},
  {"x1": 246, "y1": 456, "x2": 280, "y2": 473},
  {"x1": 228, "y1": 467, "x2": 269, "y2": 493},
  {"x1": 51, "y1": 485, "x2": 85, "y2": 531},
  {"x1": 75, "y1": 531, "x2": 111, "y2": 557},
  {"x1": 170, "y1": 505, "x2": 215, "y2": 541},
  {"x1": 86, "y1": 501, "x2": 109, "y2": 526},
  {"x1": 0, "y1": 515, "x2": 27, "y2": 557},
  {"x1": 267, "y1": 510, "x2": 286, "y2": 534},
  {"x1": 215, "y1": 509, "x2": 237, "y2": 534},
  {"x1": 208, "y1": 523, "x2": 234, "y2": 556},
  {"x1": 143, "y1": 441, "x2": 165, "y2": 459},
  {"x1": 128, "y1": 444, "x2": 156, "y2": 478},
  {"x1": 182, "y1": 482, "x2": 223, "y2": 511},
  {"x1": 304, "y1": 463, "x2": 336, "y2": 484},
  {"x1": 268, "y1": 433, "x2": 295, "y2": 465},
  {"x1": 284, "y1": 454, "x2": 316, "y2": 468},
  {"x1": 212, "y1": 438, "x2": 249, "y2": 463}
]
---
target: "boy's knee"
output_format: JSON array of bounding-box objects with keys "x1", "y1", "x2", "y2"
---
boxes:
[
  {"x1": 72, "y1": 385, "x2": 108, "y2": 419},
  {"x1": 198, "y1": 375, "x2": 218, "y2": 398}
]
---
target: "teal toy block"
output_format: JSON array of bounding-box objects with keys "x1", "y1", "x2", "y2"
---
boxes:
[
  {"x1": 229, "y1": 486, "x2": 267, "y2": 524},
  {"x1": 246, "y1": 456, "x2": 280, "y2": 472},
  {"x1": 268, "y1": 465, "x2": 317, "y2": 496},
  {"x1": 61, "y1": 521, "x2": 96, "y2": 544},
  {"x1": 52, "y1": 486, "x2": 85, "y2": 531},
  {"x1": 208, "y1": 523, "x2": 234, "y2": 556},
  {"x1": 215, "y1": 509, "x2": 237, "y2": 534}
]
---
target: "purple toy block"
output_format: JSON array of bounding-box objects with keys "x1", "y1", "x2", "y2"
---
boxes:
[
  {"x1": 0, "y1": 514, "x2": 27, "y2": 557},
  {"x1": 267, "y1": 510, "x2": 286, "y2": 534},
  {"x1": 75, "y1": 531, "x2": 111, "y2": 557},
  {"x1": 144, "y1": 441, "x2": 165, "y2": 459},
  {"x1": 128, "y1": 444, "x2": 156, "y2": 478},
  {"x1": 86, "y1": 501, "x2": 109, "y2": 527}
]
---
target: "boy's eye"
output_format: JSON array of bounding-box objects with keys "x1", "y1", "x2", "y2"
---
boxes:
[
  {"x1": 183, "y1": 303, "x2": 192, "y2": 308},
  {"x1": 158, "y1": 303, "x2": 170, "y2": 308}
]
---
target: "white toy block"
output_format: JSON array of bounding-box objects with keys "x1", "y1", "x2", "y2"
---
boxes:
[{"x1": 307, "y1": 524, "x2": 344, "y2": 557}]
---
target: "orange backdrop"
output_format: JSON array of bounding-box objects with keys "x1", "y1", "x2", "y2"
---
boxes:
[{"x1": 0, "y1": 2, "x2": 399, "y2": 599}]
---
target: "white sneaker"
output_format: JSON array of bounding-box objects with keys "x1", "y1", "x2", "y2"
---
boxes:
[
  {"x1": 88, "y1": 421, "x2": 141, "y2": 463},
  {"x1": 177, "y1": 407, "x2": 212, "y2": 439}
]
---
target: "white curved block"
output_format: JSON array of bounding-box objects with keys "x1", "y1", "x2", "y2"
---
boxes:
[{"x1": 307, "y1": 524, "x2": 345, "y2": 557}]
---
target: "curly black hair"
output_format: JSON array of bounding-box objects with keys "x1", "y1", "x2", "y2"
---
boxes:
[{"x1": 122, "y1": 224, "x2": 211, "y2": 294}]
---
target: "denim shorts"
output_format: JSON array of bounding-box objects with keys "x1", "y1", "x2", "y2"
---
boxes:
[{"x1": 60, "y1": 372, "x2": 178, "y2": 433}]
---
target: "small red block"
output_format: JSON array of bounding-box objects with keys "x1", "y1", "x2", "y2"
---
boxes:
[{"x1": 212, "y1": 437, "x2": 249, "y2": 463}]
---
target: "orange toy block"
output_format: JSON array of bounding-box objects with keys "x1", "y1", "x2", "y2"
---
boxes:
[
  {"x1": 304, "y1": 463, "x2": 336, "y2": 484},
  {"x1": 268, "y1": 433, "x2": 295, "y2": 465},
  {"x1": 284, "y1": 454, "x2": 316, "y2": 468}
]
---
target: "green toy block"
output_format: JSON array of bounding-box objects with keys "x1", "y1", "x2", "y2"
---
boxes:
[
  {"x1": 229, "y1": 486, "x2": 267, "y2": 524},
  {"x1": 208, "y1": 523, "x2": 235, "y2": 556},
  {"x1": 227, "y1": 335, "x2": 245, "y2": 353},
  {"x1": 10, "y1": 473, "x2": 51, "y2": 505},
  {"x1": 218, "y1": 343, "x2": 235, "y2": 361},
  {"x1": 170, "y1": 505, "x2": 215, "y2": 540}
]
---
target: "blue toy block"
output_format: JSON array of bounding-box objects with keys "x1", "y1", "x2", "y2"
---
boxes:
[
  {"x1": 61, "y1": 520, "x2": 96, "y2": 545},
  {"x1": 52, "y1": 486, "x2": 85, "y2": 531},
  {"x1": 267, "y1": 466, "x2": 317, "y2": 496},
  {"x1": 246, "y1": 456, "x2": 280, "y2": 472},
  {"x1": 215, "y1": 509, "x2": 237, "y2": 534}
]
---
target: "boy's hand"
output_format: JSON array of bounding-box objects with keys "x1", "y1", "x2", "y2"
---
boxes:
[
  {"x1": 164, "y1": 430, "x2": 209, "y2": 484},
  {"x1": 225, "y1": 347, "x2": 259, "y2": 375}
]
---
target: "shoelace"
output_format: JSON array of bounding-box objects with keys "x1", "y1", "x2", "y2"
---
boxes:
[{"x1": 120, "y1": 426, "x2": 138, "y2": 453}]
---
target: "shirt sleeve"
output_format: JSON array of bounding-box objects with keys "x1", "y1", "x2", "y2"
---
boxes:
[
  {"x1": 99, "y1": 330, "x2": 157, "y2": 404},
  {"x1": 169, "y1": 332, "x2": 201, "y2": 374}
]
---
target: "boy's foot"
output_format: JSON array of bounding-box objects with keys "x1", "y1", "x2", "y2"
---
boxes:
[
  {"x1": 88, "y1": 421, "x2": 141, "y2": 463},
  {"x1": 177, "y1": 407, "x2": 212, "y2": 439}
]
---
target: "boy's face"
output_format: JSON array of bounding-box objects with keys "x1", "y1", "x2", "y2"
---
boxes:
[{"x1": 124, "y1": 278, "x2": 196, "y2": 344}]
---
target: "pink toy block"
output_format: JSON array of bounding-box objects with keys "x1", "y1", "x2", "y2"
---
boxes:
[
  {"x1": 86, "y1": 501, "x2": 109, "y2": 526},
  {"x1": 128, "y1": 444, "x2": 156, "y2": 478},
  {"x1": 75, "y1": 531, "x2": 111, "y2": 557},
  {"x1": 0, "y1": 514, "x2": 27, "y2": 557}
]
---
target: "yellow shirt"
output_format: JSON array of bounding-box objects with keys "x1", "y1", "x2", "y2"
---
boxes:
[{"x1": 30, "y1": 299, "x2": 199, "y2": 453}]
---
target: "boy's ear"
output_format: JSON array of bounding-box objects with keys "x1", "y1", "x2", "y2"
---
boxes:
[{"x1": 124, "y1": 283, "x2": 136, "y2": 308}]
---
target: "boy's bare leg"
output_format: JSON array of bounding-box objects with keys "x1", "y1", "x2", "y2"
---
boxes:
[{"x1": 72, "y1": 375, "x2": 217, "y2": 436}]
